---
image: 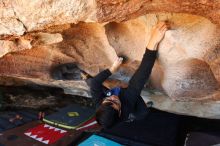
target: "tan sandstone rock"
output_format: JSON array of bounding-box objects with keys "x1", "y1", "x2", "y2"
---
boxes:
[
  {"x1": 0, "y1": 1, "x2": 220, "y2": 118},
  {"x1": 1, "y1": 0, "x2": 220, "y2": 36}
]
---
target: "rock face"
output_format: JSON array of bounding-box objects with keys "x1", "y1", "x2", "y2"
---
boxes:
[
  {"x1": 0, "y1": 0, "x2": 96, "y2": 35},
  {"x1": 1, "y1": 0, "x2": 220, "y2": 36},
  {"x1": 0, "y1": 0, "x2": 220, "y2": 118}
]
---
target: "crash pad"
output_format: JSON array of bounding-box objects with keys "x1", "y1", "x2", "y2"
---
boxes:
[
  {"x1": 43, "y1": 104, "x2": 95, "y2": 129},
  {"x1": 24, "y1": 124, "x2": 67, "y2": 145},
  {"x1": 0, "y1": 121, "x2": 82, "y2": 146},
  {"x1": 76, "y1": 116, "x2": 98, "y2": 131},
  {"x1": 185, "y1": 132, "x2": 220, "y2": 146},
  {"x1": 102, "y1": 108, "x2": 180, "y2": 146},
  {"x1": 0, "y1": 110, "x2": 38, "y2": 132},
  {"x1": 78, "y1": 134, "x2": 122, "y2": 146}
]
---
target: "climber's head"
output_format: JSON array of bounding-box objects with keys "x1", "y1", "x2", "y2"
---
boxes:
[{"x1": 95, "y1": 95, "x2": 121, "y2": 128}]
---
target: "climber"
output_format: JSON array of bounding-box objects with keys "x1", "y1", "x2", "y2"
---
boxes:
[{"x1": 89, "y1": 22, "x2": 169, "y2": 128}]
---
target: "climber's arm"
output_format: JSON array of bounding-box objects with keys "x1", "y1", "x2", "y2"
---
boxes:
[
  {"x1": 90, "y1": 57, "x2": 123, "y2": 107},
  {"x1": 124, "y1": 22, "x2": 169, "y2": 104}
]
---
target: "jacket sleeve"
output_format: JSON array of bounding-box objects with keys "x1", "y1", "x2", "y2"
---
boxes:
[
  {"x1": 124, "y1": 49, "x2": 157, "y2": 106},
  {"x1": 89, "y1": 69, "x2": 112, "y2": 108}
]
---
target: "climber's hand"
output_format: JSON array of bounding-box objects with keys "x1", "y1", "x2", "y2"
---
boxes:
[
  {"x1": 147, "y1": 21, "x2": 169, "y2": 51},
  {"x1": 109, "y1": 57, "x2": 123, "y2": 73}
]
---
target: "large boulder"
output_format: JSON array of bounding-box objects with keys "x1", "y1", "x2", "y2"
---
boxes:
[
  {"x1": 0, "y1": 0, "x2": 220, "y2": 118},
  {"x1": 1, "y1": 0, "x2": 220, "y2": 36}
]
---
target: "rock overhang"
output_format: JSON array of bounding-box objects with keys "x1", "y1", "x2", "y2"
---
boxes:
[{"x1": 0, "y1": 0, "x2": 220, "y2": 118}]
